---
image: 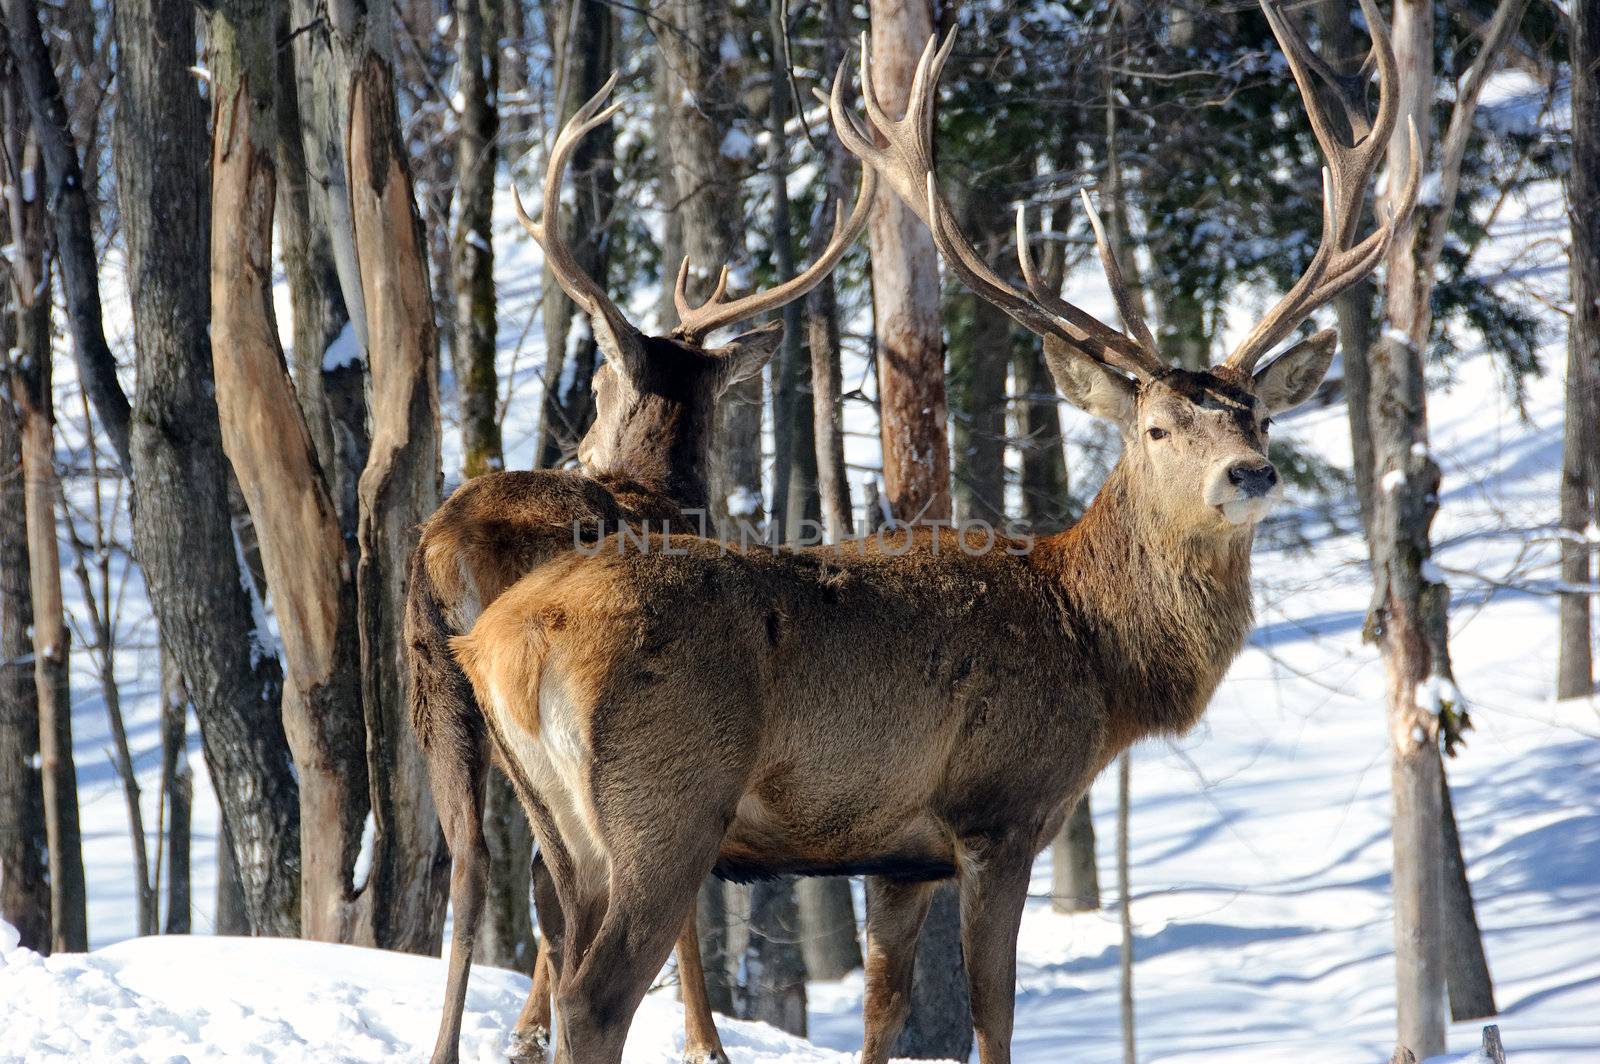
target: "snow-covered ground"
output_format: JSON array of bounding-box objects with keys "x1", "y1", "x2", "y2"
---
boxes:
[{"x1": 4, "y1": 77, "x2": 1596, "y2": 1063}]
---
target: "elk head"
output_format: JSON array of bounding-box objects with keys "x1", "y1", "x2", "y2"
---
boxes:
[
  {"x1": 831, "y1": 0, "x2": 1418, "y2": 534},
  {"x1": 514, "y1": 73, "x2": 876, "y2": 475}
]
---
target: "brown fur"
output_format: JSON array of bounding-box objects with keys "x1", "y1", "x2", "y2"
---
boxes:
[
  {"x1": 452, "y1": 363, "x2": 1329, "y2": 1064},
  {"x1": 411, "y1": 326, "x2": 778, "y2": 1064}
]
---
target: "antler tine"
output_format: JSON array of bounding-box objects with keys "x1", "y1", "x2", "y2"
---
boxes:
[
  {"x1": 670, "y1": 149, "x2": 879, "y2": 344},
  {"x1": 512, "y1": 71, "x2": 638, "y2": 347},
  {"x1": 1075, "y1": 191, "x2": 1160, "y2": 359},
  {"x1": 832, "y1": 30, "x2": 1162, "y2": 380},
  {"x1": 1224, "y1": 0, "x2": 1417, "y2": 374}
]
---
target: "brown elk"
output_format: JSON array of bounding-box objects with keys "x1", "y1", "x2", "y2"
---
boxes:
[
  {"x1": 409, "y1": 75, "x2": 875, "y2": 1064},
  {"x1": 449, "y1": 3, "x2": 1418, "y2": 1062}
]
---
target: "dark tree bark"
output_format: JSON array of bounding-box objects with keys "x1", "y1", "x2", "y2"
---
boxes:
[
  {"x1": 214, "y1": 815, "x2": 249, "y2": 935},
  {"x1": 116, "y1": 0, "x2": 303, "y2": 937},
  {"x1": 766, "y1": 0, "x2": 818, "y2": 543},
  {"x1": 1560, "y1": 0, "x2": 1600, "y2": 698},
  {"x1": 741, "y1": 879, "x2": 808, "y2": 1037},
  {"x1": 891, "y1": 885, "x2": 971, "y2": 1061},
  {"x1": 948, "y1": 184, "x2": 1015, "y2": 527},
  {"x1": 807, "y1": 0, "x2": 855, "y2": 545},
  {"x1": 330, "y1": 0, "x2": 449, "y2": 955},
  {"x1": 3, "y1": 84, "x2": 86, "y2": 953},
  {"x1": 1, "y1": 0, "x2": 131, "y2": 471},
  {"x1": 158, "y1": 655, "x2": 192, "y2": 934},
  {"x1": 0, "y1": 253, "x2": 49, "y2": 953},
  {"x1": 454, "y1": 0, "x2": 502, "y2": 478},
  {"x1": 536, "y1": 0, "x2": 615, "y2": 469},
  {"x1": 1118, "y1": 753, "x2": 1135, "y2": 1064}
]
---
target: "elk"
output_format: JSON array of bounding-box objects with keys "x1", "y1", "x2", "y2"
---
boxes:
[
  {"x1": 409, "y1": 75, "x2": 875, "y2": 1064},
  {"x1": 449, "y1": 3, "x2": 1417, "y2": 1061}
]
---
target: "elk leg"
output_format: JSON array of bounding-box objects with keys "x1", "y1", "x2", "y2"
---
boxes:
[
  {"x1": 674, "y1": 911, "x2": 728, "y2": 1064},
  {"x1": 508, "y1": 851, "x2": 564, "y2": 1063},
  {"x1": 958, "y1": 845, "x2": 1033, "y2": 1064},
  {"x1": 555, "y1": 836, "x2": 720, "y2": 1064},
  {"x1": 860, "y1": 876, "x2": 937, "y2": 1064},
  {"x1": 425, "y1": 739, "x2": 489, "y2": 1064}
]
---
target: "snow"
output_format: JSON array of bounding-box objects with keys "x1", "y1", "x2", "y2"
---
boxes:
[
  {"x1": 0, "y1": 933, "x2": 858, "y2": 1063},
  {"x1": 321, "y1": 320, "x2": 363, "y2": 371},
  {"x1": 720, "y1": 126, "x2": 757, "y2": 162},
  {"x1": 11, "y1": 67, "x2": 1595, "y2": 1064}
]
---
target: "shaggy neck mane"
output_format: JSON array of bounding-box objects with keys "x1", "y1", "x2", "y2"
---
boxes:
[
  {"x1": 1038, "y1": 458, "x2": 1256, "y2": 754},
  {"x1": 600, "y1": 393, "x2": 713, "y2": 512}
]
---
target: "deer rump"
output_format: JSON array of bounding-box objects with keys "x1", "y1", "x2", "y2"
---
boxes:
[{"x1": 452, "y1": 529, "x2": 1123, "y2": 888}]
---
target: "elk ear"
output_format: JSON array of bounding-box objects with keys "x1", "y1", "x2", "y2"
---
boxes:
[
  {"x1": 710, "y1": 320, "x2": 783, "y2": 394},
  {"x1": 591, "y1": 316, "x2": 651, "y2": 385},
  {"x1": 1043, "y1": 338, "x2": 1137, "y2": 427},
  {"x1": 1252, "y1": 329, "x2": 1337, "y2": 413}
]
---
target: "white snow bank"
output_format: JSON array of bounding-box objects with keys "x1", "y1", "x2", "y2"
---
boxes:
[{"x1": 0, "y1": 934, "x2": 861, "y2": 1063}]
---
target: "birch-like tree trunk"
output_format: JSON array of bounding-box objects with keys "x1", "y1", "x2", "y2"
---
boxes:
[
  {"x1": 1560, "y1": 0, "x2": 1600, "y2": 698},
  {"x1": 1369, "y1": 3, "x2": 1447, "y2": 1054}
]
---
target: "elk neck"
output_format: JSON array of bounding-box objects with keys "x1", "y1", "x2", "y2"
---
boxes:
[
  {"x1": 1033, "y1": 457, "x2": 1257, "y2": 751},
  {"x1": 601, "y1": 393, "x2": 715, "y2": 513}
]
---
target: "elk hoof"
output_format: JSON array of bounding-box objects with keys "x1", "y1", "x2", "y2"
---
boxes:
[
  {"x1": 683, "y1": 1049, "x2": 730, "y2": 1064},
  {"x1": 506, "y1": 1026, "x2": 550, "y2": 1064}
]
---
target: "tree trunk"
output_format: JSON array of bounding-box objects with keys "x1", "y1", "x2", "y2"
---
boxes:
[
  {"x1": 1368, "y1": 3, "x2": 1447, "y2": 1054},
  {"x1": 115, "y1": 0, "x2": 303, "y2": 938},
  {"x1": 159, "y1": 655, "x2": 192, "y2": 935},
  {"x1": 891, "y1": 884, "x2": 971, "y2": 1061},
  {"x1": 1, "y1": 0, "x2": 131, "y2": 471},
  {"x1": 0, "y1": 273, "x2": 50, "y2": 953},
  {"x1": 1560, "y1": 0, "x2": 1600, "y2": 699},
  {"x1": 210, "y1": 0, "x2": 370, "y2": 942},
  {"x1": 16, "y1": 275, "x2": 87, "y2": 955},
  {"x1": 867, "y1": 0, "x2": 950, "y2": 526},
  {"x1": 1053, "y1": 797, "x2": 1100, "y2": 913},
  {"x1": 1118, "y1": 753, "x2": 1135, "y2": 1064},
  {"x1": 741, "y1": 878, "x2": 808, "y2": 1037},
  {"x1": 454, "y1": 0, "x2": 502, "y2": 478},
  {"x1": 333, "y1": 0, "x2": 449, "y2": 954},
  {"x1": 476, "y1": 772, "x2": 534, "y2": 970},
  {"x1": 1439, "y1": 768, "x2": 1496, "y2": 1019},
  {"x1": 536, "y1": 0, "x2": 616, "y2": 469},
  {"x1": 866, "y1": 4, "x2": 964, "y2": 1051},
  {"x1": 795, "y1": 878, "x2": 861, "y2": 981},
  {"x1": 215, "y1": 815, "x2": 249, "y2": 935},
  {"x1": 808, "y1": 0, "x2": 855, "y2": 544},
  {"x1": 948, "y1": 184, "x2": 1015, "y2": 526},
  {"x1": 276, "y1": 0, "x2": 365, "y2": 549},
  {"x1": 765, "y1": 0, "x2": 817, "y2": 543}
]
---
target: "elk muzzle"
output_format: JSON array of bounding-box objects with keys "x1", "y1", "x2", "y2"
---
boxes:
[{"x1": 1205, "y1": 459, "x2": 1281, "y2": 526}]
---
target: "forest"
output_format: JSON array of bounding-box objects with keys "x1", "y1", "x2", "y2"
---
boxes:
[{"x1": 0, "y1": 0, "x2": 1596, "y2": 1061}]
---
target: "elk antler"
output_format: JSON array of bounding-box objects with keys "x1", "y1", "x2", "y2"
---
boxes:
[
  {"x1": 671, "y1": 153, "x2": 878, "y2": 345},
  {"x1": 512, "y1": 72, "x2": 644, "y2": 365},
  {"x1": 1224, "y1": 0, "x2": 1422, "y2": 374},
  {"x1": 829, "y1": 31, "x2": 1166, "y2": 381}
]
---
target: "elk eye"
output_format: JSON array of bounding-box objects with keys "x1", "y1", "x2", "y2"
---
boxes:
[{"x1": 1147, "y1": 426, "x2": 1169, "y2": 441}]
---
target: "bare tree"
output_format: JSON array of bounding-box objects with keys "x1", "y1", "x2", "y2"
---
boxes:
[
  {"x1": 536, "y1": 0, "x2": 616, "y2": 469},
  {"x1": 1, "y1": 0, "x2": 130, "y2": 470},
  {"x1": 1560, "y1": 0, "x2": 1600, "y2": 698},
  {"x1": 157, "y1": 655, "x2": 192, "y2": 934},
  {"x1": 115, "y1": 0, "x2": 302, "y2": 937},
  {"x1": 329, "y1": 0, "x2": 449, "y2": 954},
  {"x1": 0, "y1": 229, "x2": 49, "y2": 953},
  {"x1": 454, "y1": 0, "x2": 501, "y2": 478}
]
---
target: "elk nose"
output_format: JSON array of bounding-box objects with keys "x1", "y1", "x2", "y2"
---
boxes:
[{"x1": 1227, "y1": 461, "x2": 1278, "y2": 498}]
